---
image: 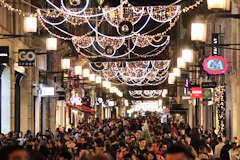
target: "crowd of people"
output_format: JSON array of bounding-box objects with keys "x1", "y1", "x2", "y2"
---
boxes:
[{"x1": 0, "y1": 116, "x2": 239, "y2": 160}]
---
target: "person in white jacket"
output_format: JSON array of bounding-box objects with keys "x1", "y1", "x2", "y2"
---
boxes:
[{"x1": 214, "y1": 137, "x2": 225, "y2": 159}]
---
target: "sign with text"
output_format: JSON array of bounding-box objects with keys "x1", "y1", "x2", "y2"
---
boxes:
[
  {"x1": 0, "y1": 46, "x2": 9, "y2": 63},
  {"x1": 212, "y1": 33, "x2": 219, "y2": 55},
  {"x1": 192, "y1": 87, "x2": 203, "y2": 98},
  {"x1": 202, "y1": 56, "x2": 228, "y2": 75},
  {"x1": 202, "y1": 82, "x2": 217, "y2": 88},
  {"x1": 18, "y1": 49, "x2": 35, "y2": 66}
]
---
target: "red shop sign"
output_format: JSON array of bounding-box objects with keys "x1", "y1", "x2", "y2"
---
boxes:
[{"x1": 192, "y1": 87, "x2": 203, "y2": 98}]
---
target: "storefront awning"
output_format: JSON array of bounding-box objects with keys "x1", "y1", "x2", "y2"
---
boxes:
[{"x1": 67, "y1": 104, "x2": 95, "y2": 115}]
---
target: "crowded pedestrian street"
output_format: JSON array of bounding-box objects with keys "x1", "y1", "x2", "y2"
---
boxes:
[{"x1": 0, "y1": 0, "x2": 240, "y2": 160}]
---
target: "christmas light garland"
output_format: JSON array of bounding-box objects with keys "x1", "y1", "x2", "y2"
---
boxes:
[
  {"x1": 89, "y1": 60, "x2": 170, "y2": 86},
  {"x1": 0, "y1": 0, "x2": 203, "y2": 60},
  {"x1": 129, "y1": 90, "x2": 163, "y2": 99},
  {"x1": 215, "y1": 85, "x2": 226, "y2": 136}
]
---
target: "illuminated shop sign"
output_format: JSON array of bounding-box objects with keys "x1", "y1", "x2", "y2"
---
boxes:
[
  {"x1": 212, "y1": 33, "x2": 219, "y2": 55},
  {"x1": 40, "y1": 84, "x2": 55, "y2": 96},
  {"x1": 202, "y1": 56, "x2": 228, "y2": 75},
  {"x1": 192, "y1": 87, "x2": 203, "y2": 98},
  {"x1": 0, "y1": 46, "x2": 9, "y2": 63},
  {"x1": 18, "y1": 49, "x2": 35, "y2": 66}
]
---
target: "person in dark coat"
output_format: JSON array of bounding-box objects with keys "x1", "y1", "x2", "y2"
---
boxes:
[{"x1": 220, "y1": 141, "x2": 232, "y2": 160}]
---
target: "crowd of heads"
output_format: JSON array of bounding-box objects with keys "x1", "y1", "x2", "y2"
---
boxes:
[{"x1": 0, "y1": 116, "x2": 239, "y2": 160}]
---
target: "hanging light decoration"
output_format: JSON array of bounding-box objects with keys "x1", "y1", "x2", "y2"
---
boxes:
[
  {"x1": 72, "y1": 35, "x2": 170, "y2": 59},
  {"x1": 69, "y1": 0, "x2": 81, "y2": 6},
  {"x1": 129, "y1": 90, "x2": 162, "y2": 99},
  {"x1": 98, "y1": 0, "x2": 104, "y2": 6},
  {"x1": 89, "y1": 60, "x2": 170, "y2": 86},
  {"x1": 36, "y1": 0, "x2": 203, "y2": 59}
]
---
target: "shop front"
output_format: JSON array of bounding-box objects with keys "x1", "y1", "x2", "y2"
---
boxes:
[
  {"x1": 67, "y1": 104, "x2": 95, "y2": 125},
  {"x1": 0, "y1": 65, "x2": 10, "y2": 134},
  {"x1": 56, "y1": 100, "x2": 66, "y2": 129}
]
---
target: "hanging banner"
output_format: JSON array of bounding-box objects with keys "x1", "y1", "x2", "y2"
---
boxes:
[
  {"x1": 192, "y1": 87, "x2": 203, "y2": 98},
  {"x1": 202, "y1": 56, "x2": 228, "y2": 75},
  {"x1": 185, "y1": 78, "x2": 189, "y2": 88},
  {"x1": 212, "y1": 33, "x2": 219, "y2": 55},
  {"x1": 67, "y1": 104, "x2": 95, "y2": 115},
  {"x1": 0, "y1": 46, "x2": 9, "y2": 64},
  {"x1": 202, "y1": 82, "x2": 217, "y2": 88},
  {"x1": 18, "y1": 49, "x2": 35, "y2": 66}
]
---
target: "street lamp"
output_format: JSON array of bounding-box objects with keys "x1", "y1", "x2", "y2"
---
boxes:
[
  {"x1": 96, "y1": 76, "x2": 102, "y2": 84},
  {"x1": 24, "y1": 16, "x2": 37, "y2": 33},
  {"x1": 103, "y1": 81, "x2": 108, "y2": 88},
  {"x1": 110, "y1": 87, "x2": 117, "y2": 93},
  {"x1": 162, "y1": 89, "x2": 168, "y2": 98},
  {"x1": 168, "y1": 73, "x2": 176, "y2": 84},
  {"x1": 177, "y1": 57, "x2": 186, "y2": 69},
  {"x1": 119, "y1": 92, "x2": 123, "y2": 97},
  {"x1": 106, "y1": 81, "x2": 111, "y2": 89},
  {"x1": 89, "y1": 74, "x2": 96, "y2": 81},
  {"x1": 191, "y1": 21, "x2": 207, "y2": 42},
  {"x1": 83, "y1": 69, "x2": 90, "y2": 78},
  {"x1": 74, "y1": 66, "x2": 82, "y2": 76},
  {"x1": 173, "y1": 68, "x2": 181, "y2": 77},
  {"x1": 46, "y1": 37, "x2": 57, "y2": 51},
  {"x1": 61, "y1": 58, "x2": 71, "y2": 70},
  {"x1": 182, "y1": 49, "x2": 194, "y2": 63},
  {"x1": 207, "y1": 0, "x2": 230, "y2": 11}
]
